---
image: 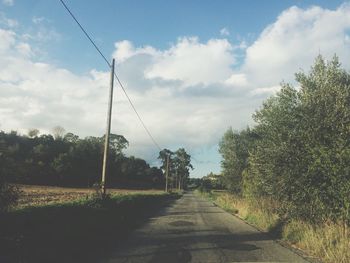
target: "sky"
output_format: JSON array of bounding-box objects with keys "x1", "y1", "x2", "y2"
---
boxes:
[{"x1": 1, "y1": 0, "x2": 350, "y2": 177}]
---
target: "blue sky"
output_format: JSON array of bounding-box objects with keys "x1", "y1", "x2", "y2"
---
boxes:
[
  {"x1": 2, "y1": 0, "x2": 344, "y2": 72},
  {"x1": 1, "y1": 0, "x2": 349, "y2": 177}
]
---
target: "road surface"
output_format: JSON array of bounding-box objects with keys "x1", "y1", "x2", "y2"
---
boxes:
[{"x1": 101, "y1": 192, "x2": 309, "y2": 263}]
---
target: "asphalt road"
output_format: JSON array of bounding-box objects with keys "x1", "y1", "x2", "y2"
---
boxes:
[{"x1": 101, "y1": 192, "x2": 309, "y2": 263}]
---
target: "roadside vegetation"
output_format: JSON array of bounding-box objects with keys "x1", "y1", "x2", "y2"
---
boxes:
[
  {"x1": 158, "y1": 148, "x2": 193, "y2": 190},
  {"x1": 0, "y1": 127, "x2": 193, "y2": 202},
  {"x1": 0, "y1": 191, "x2": 179, "y2": 263},
  {"x1": 0, "y1": 122, "x2": 192, "y2": 262},
  {"x1": 0, "y1": 129, "x2": 164, "y2": 189},
  {"x1": 202, "y1": 55, "x2": 349, "y2": 263}
]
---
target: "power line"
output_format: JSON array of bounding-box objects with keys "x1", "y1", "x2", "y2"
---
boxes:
[
  {"x1": 59, "y1": 0, "x2": 110, "y2": 67},
  {"x1": 59, "y1": 0, "x2": 162, "y2": 152},
  {"x1": 113, "y1": 75, "x2": 162, "y2": 151}
]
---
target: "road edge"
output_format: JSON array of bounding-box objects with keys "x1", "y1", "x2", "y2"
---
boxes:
[{"x1": 196, "y1": 192, "x2": 321, "y2": 263}]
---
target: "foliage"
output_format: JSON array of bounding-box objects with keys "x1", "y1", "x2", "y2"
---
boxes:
[
  {"x1": 187, "y1": 177, "x2": 202, "y2": 189},
  {"x1": 0, "y1": 141, "x2": 20, "y2": 211},
  {"x1": 173, "y1": 148, "x2": 193, "y2": 189},
  {"x1": 200, "y1": 172, "x2": 225, "y2": 190},
  {"x1": 158, "y1": 148, "x2": 193, "y2": 190},
  {"x1": 0, "y1": 130, "x2": 164, "y2": 189},
  {"x1": 205, "y1": 191, "x2": 350, "y2": 263},
  {"x1": 27, "y1": 129, "x2": 39, "y2": 138},
  {"x1": 0, "y1": 179, "x2": 19, "y2": 212},
  {"x1": 219, "y1": 127, "x2": 257, "y2": 194},
  {"x1": 219, "y1": 55, "x2": 350, "y2": 224}
]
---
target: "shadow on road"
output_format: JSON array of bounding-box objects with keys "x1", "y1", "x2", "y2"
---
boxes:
[
  {"x1": 115, "y1": 231, "x2": 265, "y2": 262},
  {"x1": 0, "y1": 193, "x2": 180, "y2": 263}
]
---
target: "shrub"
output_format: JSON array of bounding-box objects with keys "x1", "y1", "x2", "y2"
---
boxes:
[{"x1": 0, "y1": 177, "x2": 19, "y2": 212}]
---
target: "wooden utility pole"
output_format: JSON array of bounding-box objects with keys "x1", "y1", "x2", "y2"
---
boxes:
[
  {"x1": 175, "y1": 169, "x2": 178, "y2": 191},
  {"x1": 165, "y1": 154, "x2": 169, "y2": 192},
  {"x1": 101, "y1": 58, "x2": 115, "y2": 196}
]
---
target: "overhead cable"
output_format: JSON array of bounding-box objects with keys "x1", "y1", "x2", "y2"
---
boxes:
[{"x1": 59, "y1": 0, "x2": 162, "y2": 151}]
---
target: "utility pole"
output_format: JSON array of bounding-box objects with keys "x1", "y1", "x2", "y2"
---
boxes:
[
  {"x1": 165, "y1": 154, "x2": 169, "y2": 192},
  {"x1": 101, "y1": 58, "x2": 115, "y2": 196},
  {"x1": 175, "y1": 169, "x2": 178, "y2": 192}
]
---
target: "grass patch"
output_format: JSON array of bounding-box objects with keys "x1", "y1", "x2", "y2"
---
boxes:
[
  {"x1": 198, "y1": 190, "x2": 350, "y2": 263},
  {"x1": 0, "y1": 192, "x2": 179, "y2": 263},
  {"x1": 283, "y1": 220, "x2": 350, "y2": 262}
]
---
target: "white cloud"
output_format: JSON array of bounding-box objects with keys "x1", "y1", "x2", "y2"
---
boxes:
[
  {"x1": 243, "y1": 4, "x2": 350, "y2": 88},
  {"x1": 2, "y1": 0, "x2": 13, "y2": 6},
  {"x1": 220, "y1": 27, "x2": 230, "y2": 36},
  {"x1": 16, "y1": 42, "x2": 33, "y2": 57},
  {"x1": 0, "y1": 28, "x2": 15, "y2": 51},
  {"x1": 0, "y1": 12, "x2": 18, "y2": 28},
  {"x1": 0, "y1": 28, "x2": 251, "y2": 170},
  {"x1": 250, "y1": 85, "x2": 281, "y2": 96},
  {"x1": 32, "y1": 16, "x2": 46, "y2": 24},
  {"x1": 0, "y1": 29, "x2": 109, "y2": 135},
  {"x1": 144, "y1": 37, "x2": 235, "y2": 86},
  {"x1": 112, "y1": 40, "x2": 158, "y2": 63},
  {"x1": 225, "y1": 73, "x2": 248, "y2": 87}
]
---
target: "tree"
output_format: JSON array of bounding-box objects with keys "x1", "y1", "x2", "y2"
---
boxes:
[
  {"x1": 0, "y1": 139, "x2": 19, "y2": 211},
  {"x1": 28, "y1": 128, "x2": 39, "y2": 138},
  {"x1": 219, "y1": 127, "x2": 256, "y2": 194},
  {"x1": 201, "y1": 172, "x2": 225, "y2": 190},
  {"x1": 158, "y1": 149, "x2": 174, "y2": 190},
  {"x1": 64, "y1": 132, "x2": 79, "y2": 144},
  {"x1": 52, "y1": 126, "x2": 66, "y2": 140},
  {"x1": 108, "y1": 134, "x2": 129, "y2": 156},
  {"x1": 0, "y1": 128, "x2": 163, "y2": 190},
  {"x1": 174, "y1": 148, "x2": 193, "y2": 190},
  {"x1": 243, "y1": 55, "x2": 350, "y2": 223},
  {"x1": 158, "y1": 149, "x2": 173, "y2": 171}
]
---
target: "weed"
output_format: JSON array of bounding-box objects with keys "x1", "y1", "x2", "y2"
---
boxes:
[{"x1": 199, "y1": 190, "x2": 350, "y2": 263}]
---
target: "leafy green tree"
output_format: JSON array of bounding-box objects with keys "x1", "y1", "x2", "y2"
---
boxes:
[
  {"x1": 247, "y1": 55, "x2": 350, "y2": 222},
  {"x1": 173, "y1": 148, "x2": 193, "y2": 190},
  {"x1": 201, "y1": 172, "x2": 225, "y2": 190},
  {"x1": 64, "y1": 132, "x2": 79, "y2": 144},
  {"x1": 107, "y1": 134, "x2": 129, "y2": 156},
  {"x1": 51, "y1": 126, "x2": 66, "y2": 140},
  {"x1": 0, "y1": 129, "x2": 163, "y2": 190},
  {"x1": 219, "y1": 55, "x2": 350, "y2": 224},
  {"x1": 219, "y1": 127, "x2": 256, "y2": 194},
  {"x1": 0, "y1": 139, "x2": 19, "y2": 211},
  {"x1": 28, "y1": 128, "x2": 39, "y2": 138},
  {"x1": 158, "y1": 149, "x2": 173, "y2": 171}
]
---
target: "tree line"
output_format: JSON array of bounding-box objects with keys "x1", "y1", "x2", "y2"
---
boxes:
[
  {"x1": 0, "y1": 128, "x2": 164, "y2": 189},
  {"x1": 219, "y1": 55, "x2": 350, "y2": 224},
  {"x1": 158, "y1": 148, "x2": 193, "y2": 191}
]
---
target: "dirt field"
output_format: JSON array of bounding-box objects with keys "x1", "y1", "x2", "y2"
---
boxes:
[{"x1": 16, "y1": 185, "x2": 163, "y2": 208}]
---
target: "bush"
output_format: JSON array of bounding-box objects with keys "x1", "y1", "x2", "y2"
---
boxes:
[
  {"x1": 0, "y1": 178, "x2": 19, "y2": 212},
  {"x1": 197, "y1": 184, "x2": 209, "y2": 193},
  {"x1": 219, "y1": 55, "x2": 350, "y2": 224}
]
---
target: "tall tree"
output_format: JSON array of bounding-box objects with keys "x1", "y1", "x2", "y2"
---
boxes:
[
  {"x1": 158, "y1": 149, "x2": 174, "y2": 189},
  {"x1": 52, "y1": 126, "x2": 66, "y2": 140},
  {"x1": 174, "y1": 148, "x2": 193, "y2": 190},
  {"x1": 219, "y1": 127, "x2": 256, "y2": 194},
  {"x1": 28, "y1": 129, "x2": 40, "y2": 138}
]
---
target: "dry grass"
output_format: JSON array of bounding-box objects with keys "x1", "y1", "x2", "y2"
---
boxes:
[
  {"x1": 203, "y1": 191, "x2": 350, "y2": 263},
  {"x1": 16, "y1": 184, "x2": 163, "y2": 208},
  {"x1": 284, "y1": 220, "x2": 350, "y2": 263},
  {"x1": 212, "y1": 192, "x2": 279, "y2": 231}
]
